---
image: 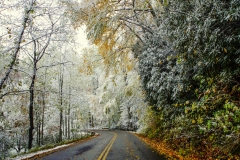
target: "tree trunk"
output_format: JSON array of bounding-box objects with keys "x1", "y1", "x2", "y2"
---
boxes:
[
  {"x1": 68, "y1": 84, "x2": 71, "y2": 139},
  {"x1": 36, "y1": 111, "x2": 39, "y2": 146},
  {"x1": 59, "y1": 69, "x2": 63, "y2": 142},
  {"x1": 59, "y1": 109, "x2": 63, "y2": 142},
  {"x1": 28, "y1": 67, "x2": 36, "y2": 149},
  {"x1": 27, "y1": 0, "x2": 53, "y2": 149},
  {"x1": 65, "y1": 108, "x2": 67, "y2": 138},
  {"x1": 68, "y1": 103, "x2": 70, "y2": 139},
  {"x1": 37, "y1": 118, "x2": 40, "y2": 146},
  {"x1": 41, "y1": 91, "x2": 45, "y2": 145}
]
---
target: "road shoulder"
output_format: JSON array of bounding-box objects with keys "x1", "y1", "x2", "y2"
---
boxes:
[
  {"x1": 10, "y1": 133, "x2": 100, "y2": 160},
  {"x1": 132, "y1": 132, "x2": 183, "y2": 160}
]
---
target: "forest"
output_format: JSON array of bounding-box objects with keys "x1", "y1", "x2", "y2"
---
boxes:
[{"x1": 0, "y1": 0, "x2": 239, "y2": 159}]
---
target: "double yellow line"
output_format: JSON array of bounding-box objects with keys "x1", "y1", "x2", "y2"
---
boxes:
[{"x1": 97, "y1": 132, "x2": 117, "y2": 160}]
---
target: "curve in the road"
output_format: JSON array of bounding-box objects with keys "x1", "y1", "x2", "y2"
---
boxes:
[{"x1": 41, "y1": 130, "x2": 167, "y2": 160}]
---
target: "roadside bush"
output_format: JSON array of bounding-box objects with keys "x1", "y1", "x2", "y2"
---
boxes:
[{"x1": 135, "y1": 0, "x2": 240, "y2": 158}]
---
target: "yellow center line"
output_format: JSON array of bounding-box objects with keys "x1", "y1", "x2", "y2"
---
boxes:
[
  {"x1": 97, "y1": 132, "x2": 117, "y2": 160},
  {"x1": 102, "y1": 134, "x2": 117, "y2": 160}
]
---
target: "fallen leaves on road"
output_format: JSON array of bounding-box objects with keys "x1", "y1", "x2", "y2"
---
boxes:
[
  {"x1": 133, "y1": 133, "x2": 184, "y2": 160},
  {"x1": 134, "y1": 133, "x2": 240, "y2": 160}
]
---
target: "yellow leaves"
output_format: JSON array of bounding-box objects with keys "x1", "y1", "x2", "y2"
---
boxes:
[
  {"x1": 194, "y1": 50, "x2": 197, "y2": 54},
  {"x1": 191, "y1": 119, "x2": 196, "y2": 124},
  {"x1": 94, "y1": 0, "x2": 110, "y2": 10},
  {"x1": 197, "y1": 116, "x2": 203, "y2": 124},
  {"x1": 79, "y1": 53, "x2": 93, "y2": 75},
  {"x1": 98, "y1": 37, "x2": 116, "y2": 56},
  {"x1": 124, "y1": 55, "x2": 134, "y2": 72},
  {"x1": 212, "y1": 87, "x2": 217, "y2": 93},
  {"x1": 223, "y1": 48, "x2": 227, "y2": 53},
  {"x1": 126, "y1": 63, "x2": 133, "y2": 72},
  {"x1": 191, "y1": 102, "x2": 197, "y2": 111},
  {"x1": 93, "y1": 37, "x2": 101, "y2": 46},
  {"x1": 126, "y1": 90, "x2": 133, "y2": 97},
  {"x1": 87, "y1": 65, "x2": 92, "y2": 73},
  {"x1": 175, "y1": 102, "x2": 185, "y2": 107},
  {"x1": 207, "y1": 78, "x2": 213, "y2": 86},
  {"x1": 163, "y1": 0, "x2": 169, "y2": 6},
  {"x1": 96, "y1": 34, "x2": 116, "y2": 70},
  {"x1": 69, "y1": 1, "x2": 138, "y2": 74},
  {"x1": 178, "y1": 84, "x2": 183, "y2": 91},
  {"x1": 134, "y1": 133, "x2": 184, "y2": 160},
  {"x1": 205, "y1": 89, "x2": 211, "y2": 95},
  {"x1": 68, "y1": 0, "x2": 138, "y2": 74}
]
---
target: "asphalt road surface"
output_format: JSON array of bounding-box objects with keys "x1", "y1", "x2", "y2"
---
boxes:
[{"x1": 42, "y1": 130, "x2": 166, "y2": 160}]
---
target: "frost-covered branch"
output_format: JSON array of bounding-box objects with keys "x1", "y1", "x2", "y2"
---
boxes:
[
  {"x1": 37, "y1": 61, "x2": 73, "y2": 70},
  {"x1": 0, "y1": 0, "x2": 36, "y2": 90}
]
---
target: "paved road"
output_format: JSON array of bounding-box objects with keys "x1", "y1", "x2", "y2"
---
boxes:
[{"x1": 42, "y1": 130, "x2": 166, "y2": 160}]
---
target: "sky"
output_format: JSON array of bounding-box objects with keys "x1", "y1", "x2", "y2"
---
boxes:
[{"x1": 76, "y1": 26, "x2": 90, "y2": 50}]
